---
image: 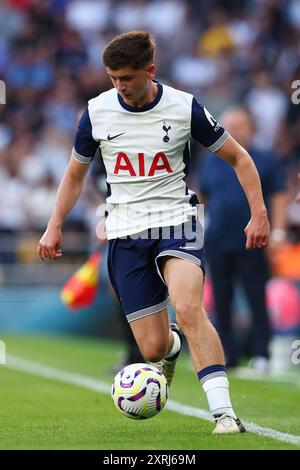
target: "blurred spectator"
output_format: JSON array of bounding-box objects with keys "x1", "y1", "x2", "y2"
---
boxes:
[
  {"x1": 55, "y1": 29, "x2": 88, "y2": 73},
  {"x1": 112, "y1": 0, "x2": 187, "y2": 39},
  {"x1": 66, "y1": 0, "x2": 110, "y2": 34},
  {"x1": 7, "y1": 45, "x2": 54, "y2": 91},
  {"x1": 43, "y1": 78, "x2": 79, "y2": 134},
  {"x1": 197, "y1": 107, "x2": 288, "y2": 371},
  {"x1": 25, "y1": 172, "x2": 57, "y2": 229},
  {"x1": 197, "y1": 7, "x2": 236, "y2": 57},
  {"x1": 171, "y1": 44, "x2": 219, "y2": 93},
  {"x1": 245, "y1": 71, "x2": 288, "y2": 150},
  {"x1": 0, "y1": 0, "x2": 26, "y2": 43},
  {"x1": 31, "y1": 126, "x2": 71, "y2": 184}
]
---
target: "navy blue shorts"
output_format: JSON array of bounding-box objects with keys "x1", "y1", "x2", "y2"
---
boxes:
[{"x1": 107, "y1": 220, "x2": 205, "y2": 322}]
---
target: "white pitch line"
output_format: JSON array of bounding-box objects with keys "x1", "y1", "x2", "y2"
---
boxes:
[
  {"x1": 6, "y1": 355, "x2": 300, "y2": 448},
  {"x1": 166, "y1": 402, "x2": 300, "y2": 447}
]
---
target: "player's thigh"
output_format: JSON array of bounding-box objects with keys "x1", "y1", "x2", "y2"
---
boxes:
[
  {"x1": 162, "y1": 256, "x2": 205, "y2": 312},
  {"x1": 129, "y1": 308, "x2": 170, "y2": 354},
  {"x1": 107, "y1": 237, "x2": 168, "y2": 322}
]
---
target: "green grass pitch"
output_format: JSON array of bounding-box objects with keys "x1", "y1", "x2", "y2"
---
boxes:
[{"x1": 0, "y1": 334, "x2": 299, "y2": 450}]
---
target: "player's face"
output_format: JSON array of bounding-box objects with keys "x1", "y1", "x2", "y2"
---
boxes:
[
  {"x1": 106, "y1": 65, "x2": 156, "y2": 105},
  {"x1": 223, "y1": 110, "x2": 254, "y2": 149}
]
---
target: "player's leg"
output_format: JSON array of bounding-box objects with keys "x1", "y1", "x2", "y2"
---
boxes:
[
  {"x1": 107, "y1": 236, "x2": 181, "y2": 372},
  {"x1": 162, "y1": 256, "x2": 245, "y2": 434},
  {"x1": 129, "y1": 307, "x2": 171, "y2": 362},
  {"x1": 129, "y1": 307, "x2": 183, "y2": 386},
  {"x1": 162, "y1": 257, "x2": 224, "y2": 371}
]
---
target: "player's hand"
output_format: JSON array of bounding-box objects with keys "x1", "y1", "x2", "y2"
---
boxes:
[
  {"x1": 37, "y1": 223, "x2": 63, "y2": 262},
  {"x1": 244, "y1": 211, "x2": 270, "y2": 249}
]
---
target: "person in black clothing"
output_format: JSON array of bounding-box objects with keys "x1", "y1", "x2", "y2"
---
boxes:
[{"x1": 198, "y1": 107, "x2": 287, "y2": 370}]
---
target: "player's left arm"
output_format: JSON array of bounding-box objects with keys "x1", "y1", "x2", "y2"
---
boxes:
[{"x1": 216, "y1": 136, "x2": 270, "y2": 249}]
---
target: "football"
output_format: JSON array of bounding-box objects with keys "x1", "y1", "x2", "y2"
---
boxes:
[{"x1": 111, "y1": 363, "x2": 168, "y2": 420}]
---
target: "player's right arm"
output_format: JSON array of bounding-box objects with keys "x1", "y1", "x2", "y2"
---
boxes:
[
  {"x1": 38, "y1": 107, "x2": 99, "y2": 261},
  {"x1": 37, "y1": 157, "x2": 90, "y2": 261}
]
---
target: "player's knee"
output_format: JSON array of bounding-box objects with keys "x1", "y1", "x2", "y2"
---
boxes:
[
  {"x1": 173, "y1": 301, "x2": 201, "y2": 332},
  {"x1": 140, "y1": 340, "x2": 168, "y2": 362}
]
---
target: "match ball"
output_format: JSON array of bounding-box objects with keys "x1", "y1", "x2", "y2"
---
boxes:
[{"x1": 111, "y1": 363, "x2": 168, "y2": 420}]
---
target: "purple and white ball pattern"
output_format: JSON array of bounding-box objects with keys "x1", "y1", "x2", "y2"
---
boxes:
[{"x1": 111, "y1": 363, "x2": 168, "y2": 420}]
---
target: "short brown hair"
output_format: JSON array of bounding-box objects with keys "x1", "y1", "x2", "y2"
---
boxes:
[{"x1": 103, "y1": 31, "x2": 156, "y2": 70}]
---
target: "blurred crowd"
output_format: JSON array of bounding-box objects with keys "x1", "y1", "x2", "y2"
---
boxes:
[{"x1": 0, "y1": 0, "x2": 299, "y2": 239}]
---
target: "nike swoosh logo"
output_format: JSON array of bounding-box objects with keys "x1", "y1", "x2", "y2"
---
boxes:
[{"x1": 107, "y1": 132, "x2": 126, "y2": 141}]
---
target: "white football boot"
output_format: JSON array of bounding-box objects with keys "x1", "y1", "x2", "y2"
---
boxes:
[{"x1": 213, "y1": 414, "x2": 246, "y2": 434}]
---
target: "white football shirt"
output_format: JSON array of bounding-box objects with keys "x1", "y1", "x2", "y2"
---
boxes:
[{"x1": 72, "y1": 82, "x2": 229, "y2": 239}]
